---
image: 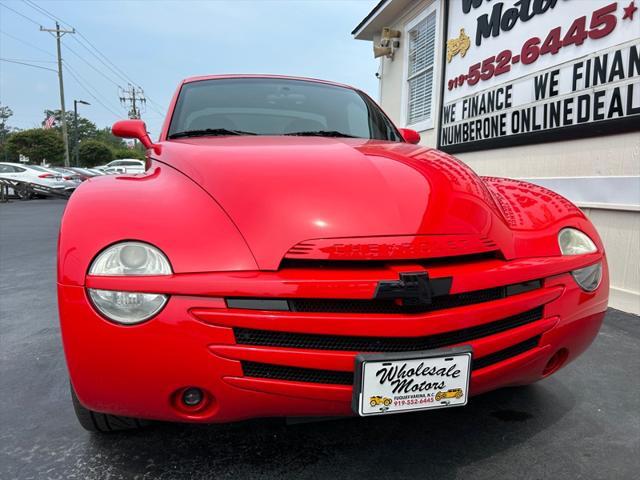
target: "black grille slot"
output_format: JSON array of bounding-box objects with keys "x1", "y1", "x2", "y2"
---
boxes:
[
  {"x1": 234, "y1": 307, "x2": 543, "y2": 352},
  {"x1": 240, "y1": 336, "x2": 541, "y2": 385},
  {"x1": 472, "y1": 336, "x2": 541, "y2": 370},
  {"x1": 289, "y1": 285, "x2": 504, "y2": 314},
  {"x1": 242, "y1": 362, "x2": 354, "y2": 385},
  {"x1": 279, "y1": 252, "x2": 501, "y2": 270},
  {"x1": 228, "y1": 280, "x2": 542, "y2": 314}
]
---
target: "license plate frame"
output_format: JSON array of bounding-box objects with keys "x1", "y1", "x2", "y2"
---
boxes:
[{"x1": 352, "y1": 346, "x2": 472, "y2": 416}]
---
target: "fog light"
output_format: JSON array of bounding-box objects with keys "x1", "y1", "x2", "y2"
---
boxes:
[
  {"x1": 571, "y1": 262, "x2": 602, "y2": 292},
  {"x1": 543, "y1": 348, "x2": 569, "y2": 376},
  {"x1": 182, "y1": 387, "x2": 203, "y2": 407}
]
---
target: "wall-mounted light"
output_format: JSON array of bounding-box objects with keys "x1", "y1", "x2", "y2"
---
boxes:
[
  {"x1": 382, "y1": 27, "x2": 401, "y2": 40},
  {"x1": 374, "y1": 27, "x2": 401, "y2": 59}
]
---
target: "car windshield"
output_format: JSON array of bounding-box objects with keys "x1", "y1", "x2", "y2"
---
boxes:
[{"x1": 167, "y1": 78, "x2": 401, "y2": 141}]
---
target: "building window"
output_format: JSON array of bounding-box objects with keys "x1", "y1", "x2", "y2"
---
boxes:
[{"x1": 406, "y1": 8, "x2": 437, "y2": 128}]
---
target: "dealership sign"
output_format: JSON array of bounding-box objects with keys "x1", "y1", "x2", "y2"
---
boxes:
[{"x1": 438, "y1": 0, "x2": 640, "y2": 152}]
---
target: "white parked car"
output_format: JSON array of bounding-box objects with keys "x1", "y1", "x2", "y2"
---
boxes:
[
  {"x1": 96, "y1": 159, "x2": 145, "y2": 174},
  {"x1": 0, "y1": 162, "x2": 70, "y2": 199},
  {"x1": 50, "y1": 167, "x2": 84, "y2": 187},
  {"x1": 37, "y1": 165, "x2": 79, "y2": 190}
]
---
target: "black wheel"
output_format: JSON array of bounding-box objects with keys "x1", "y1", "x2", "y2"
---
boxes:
[
  {"x1": 14, "y1": 184, "x2": 32, "y2": 200},
  {"x1": 70, "y1": 383, "x2": 146, "y2": 432}
]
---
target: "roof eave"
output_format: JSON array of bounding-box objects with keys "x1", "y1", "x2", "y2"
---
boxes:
[
  {"x1": 351, "y1": 0, "x2": 389, "y2": 40},
  {"x1": 352, "y1": 0, "x2": 413, "y2": 41}
]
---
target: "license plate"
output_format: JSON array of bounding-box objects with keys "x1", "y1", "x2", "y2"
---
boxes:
[{"x1": 352, "y1": 346, "x2": 472, "y2": 416}]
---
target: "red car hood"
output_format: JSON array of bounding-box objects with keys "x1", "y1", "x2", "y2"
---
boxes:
[{"x1": 157, "y1": 137, "x2": 506, "y2": 269}]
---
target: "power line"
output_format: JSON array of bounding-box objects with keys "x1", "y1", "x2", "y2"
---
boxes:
[
  {"x1": 23, "y1": 0, "x2": 68, "y2": 26},
  {"x1": 21, "y1": 0, "x2": 126, "y2": 85},
  {"x1": 70, "y1": 35, "x2": 168, "y2": 119},
  {"x1": 146, "y1": 98, "x2": 164, "y2": 109},
  {"x1": 0, "y1": 30, "x2": 54, "y2": 57},
  {"x1": 0, "y1": 27, "x2": 125, "y2": 124},
  {"x1": 0, "y1": 58, "x2": 57, "y2": 72},
  {"x1": 0, "y1": 4, "x2": 127, "y2": 118},
  {"x1": 76, "y1": 32, "x2": 140, "y2": 87},
  {"x1": 145, "y1": 97, "x2": 165, "y2": 116},
  {"x1": 63, "y1": 40, "x2": 122, "y2": 88},
  {"x1": 0, "y1": 57, "x2": 56, "y2": 63},
  {"x1": 23, "y1": 0, "x2": 140, "y2": 87},
  {"x1": 68, "y1": 36, "x2": 132, "y2": 85},
  {"x1": 63, "y1": 62, "x2": 123, "y2": 118},
  {"x1": 21, "y1": 0, "x2": 165, "y2": 121},
  {"x1": 64, "y1": 62, "x2": 123, "y2": 115},
  {"x1": 0, "y1": 2, "x2": 42, "y2": 26}
]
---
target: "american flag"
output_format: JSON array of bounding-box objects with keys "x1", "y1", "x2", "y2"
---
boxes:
[{"x1": 43, "y1": 115, "x2": 56, "y2": 129}]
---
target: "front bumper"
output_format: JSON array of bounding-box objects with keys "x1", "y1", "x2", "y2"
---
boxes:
[{"x1": 59, "y1": 254, "x2": 608, "y2": 423}]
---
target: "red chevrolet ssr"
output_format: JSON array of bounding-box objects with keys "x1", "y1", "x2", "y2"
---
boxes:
[{"x1": 58, "y1": 75, "x2": 608, "y2": 432}]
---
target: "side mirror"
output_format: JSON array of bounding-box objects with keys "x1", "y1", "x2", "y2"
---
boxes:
[
  {"x1": 399, "y1": 128, "x2": 421, "y2": 145},
  {"x1": 112, "y1": 120, "x2": 161, "y2": 154}
]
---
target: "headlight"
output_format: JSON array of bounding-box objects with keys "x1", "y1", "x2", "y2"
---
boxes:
[
  {"x1": 89, "y1": 241, "x2": 172, "y2": 275},
  {"x1": 571, "y1": 262, "x2": 602, "y2": 292},
  {"x1": 558, "y1": 228, "x2": 597, "y2": 255},
  {"x1": 88, "y1": 242, "x2": 171, "y2": 323},
  {"x1": 88, "y1": 289, "x2": 168, "y2": 324}
]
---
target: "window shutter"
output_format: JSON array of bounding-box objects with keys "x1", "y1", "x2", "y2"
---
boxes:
[{"x1": 407, "y1": 12, "x2": 436, "y2": 125}]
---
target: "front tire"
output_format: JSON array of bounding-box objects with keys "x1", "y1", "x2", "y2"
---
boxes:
[{"x1": 70, "y1": 383, "x2": 146, "y2": 432}]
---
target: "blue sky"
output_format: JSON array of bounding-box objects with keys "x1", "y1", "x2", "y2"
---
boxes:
[{"x1": 0, "y1": 0, "x2": 378, "y2": 138}]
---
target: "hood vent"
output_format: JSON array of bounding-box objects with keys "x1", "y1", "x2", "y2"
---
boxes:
[{"x1": 285, "y1": 234, "x2": 499, "y2": 261}]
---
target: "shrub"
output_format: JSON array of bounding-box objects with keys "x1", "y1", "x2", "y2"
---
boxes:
[
  {"x1": 112, "y1": 148, "x2": 145, "y2": 161},
  {"x1": 78, "y1": 140, "x2": 114, "y2": 167},
  {"x1": 6, "y1": 129, "x2": 65, "y2": 165}
]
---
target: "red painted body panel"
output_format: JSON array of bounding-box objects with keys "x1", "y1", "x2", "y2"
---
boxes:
[
  {"x1": 59, "y1": 268, "x2": 608, "y2": 422},
  {"x1": 57, "y1": 75, "x2": 609, "y2": 424},
  {"x1": 58, "y1": 164, "x2": 257, "y2": 285}
]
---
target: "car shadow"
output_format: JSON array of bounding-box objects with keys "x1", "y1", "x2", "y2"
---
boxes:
[{"x1": 82, "y1": 380, "x2": 576, "y2": 478}]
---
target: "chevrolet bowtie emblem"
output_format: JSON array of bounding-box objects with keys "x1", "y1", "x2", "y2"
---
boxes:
[{"x1": 374, "y1": 272, "x2": 433, "y2": 306}]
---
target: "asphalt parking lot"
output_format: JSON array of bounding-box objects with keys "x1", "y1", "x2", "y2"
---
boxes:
[{"x1": 1, "y1": 198, "x2": 639, "y2": 480}]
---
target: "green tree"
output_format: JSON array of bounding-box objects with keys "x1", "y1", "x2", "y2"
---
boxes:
[
  {"x1": 1, "y1": 104, "x2": 16, "y2": 161},
  {"x1": 94, "y1": 127, "x2": 127, "y2": 150},
  {"x1": 112, "y1": 148, "x2": 145, "y2": 160},
  {"x1": 44, "y1": 109, "x2": 98, "y2": 157},
  {"x1": 78, "y1": 140, "x2": 113, "y2": 167},
  {"x1": 1, "y1": 104, "x2": 13, "y2": 139},
  {"x1": 94, "y1": 127, "x2": 146, "y2": 159},
  {"x1": 0, "y1": 134, "x2": 19, "y2": 162},
  {"x1": 6, "y1": 129, "x2": 65, "y2": 165}
]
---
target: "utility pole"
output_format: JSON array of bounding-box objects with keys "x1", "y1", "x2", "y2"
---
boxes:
[
  {"x1": 119, "y1": 84, "x2": 146, "y2": 119},
  {"x1": 41, "y1": 22, "x2": 75, "y2": 167},
  {"x1": 73, "y1": 100, "x2": 90, "y2": 166}
]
